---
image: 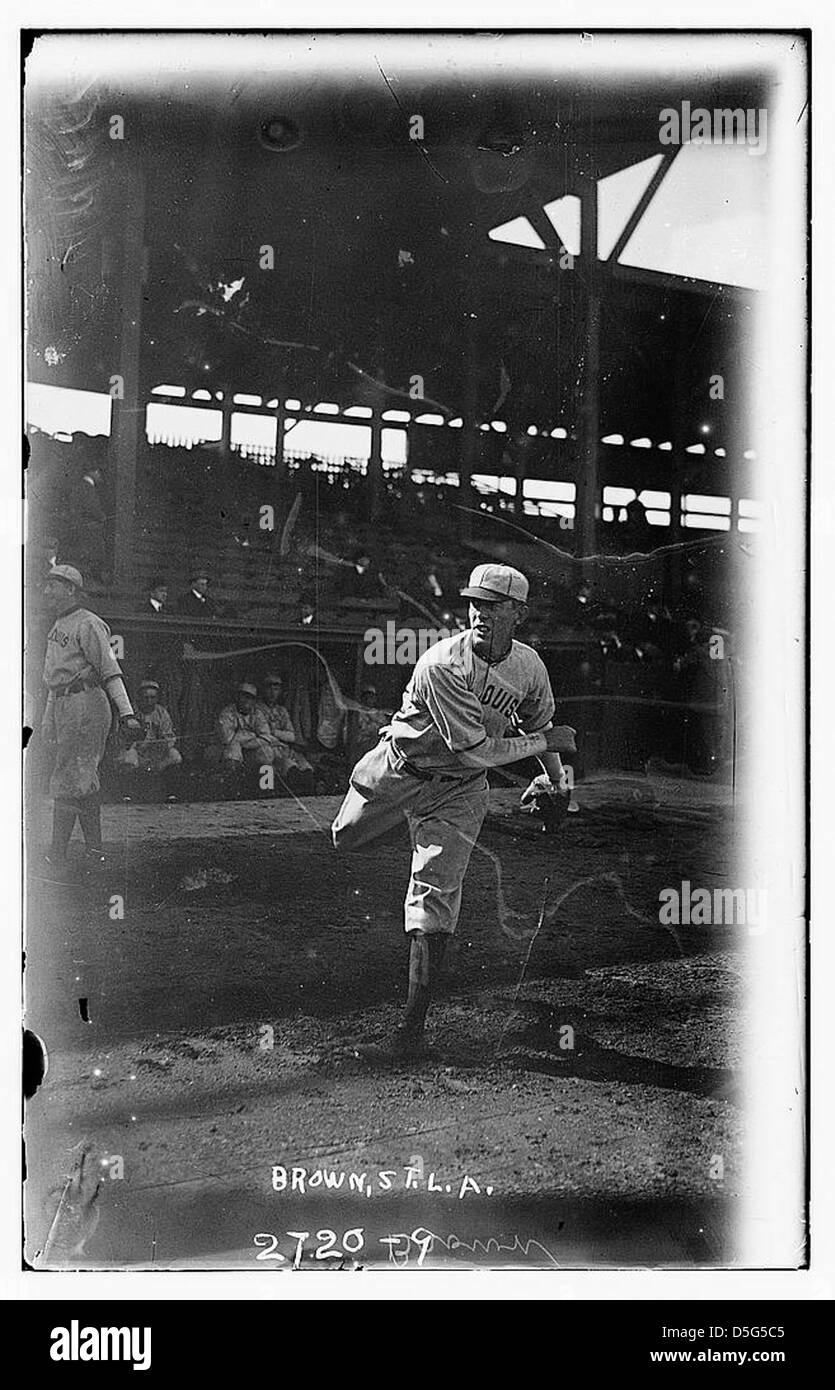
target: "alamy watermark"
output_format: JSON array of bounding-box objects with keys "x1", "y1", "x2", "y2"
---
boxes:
[
  {"x1": 659, "y1": 880, "x2": 767, "y2": 935},
  {"x1": 659, "y1": 102, "x2": 767, "y2": 157},
  {"x1": 364, "y1": 621, "x2": 453, "y2": 665},
  {"x1": 50, "y1": 1321, "x2": 151, "y2": 1371}
]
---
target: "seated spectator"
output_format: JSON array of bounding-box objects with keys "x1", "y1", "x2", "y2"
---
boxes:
[
  {"x1": 257, "y1": 673, "x2": 315, "y2": 795},
  {"x1": 573, "y1": 582, "x2": 596, "y2": 628},
  {"x1": 424, "y1": 568, "x2": 444, "y2": 602},
  {"x1": 338, "y1": 552, "x2": 398, "y2": 611},
  {"x1": 347, "y1": 552, "x2": 377, "y2": 594},
  {"x1": 420, "y1": 552, "x2": 456, "y2": 614},
  {"x1": 175, "y1": 571, "x2": 219, "y2": 618},
  {"x1": 297, "y1": 593, "x2": 317, "y2": 627},
  {"x1": 302, "y1": 681, "x2": 348, "y2": 792},
  {"x1": 207, "y1": 681, "x2": 275, "y2": 780},
  {"x1": 116, "y1": 679, "x2": 182, "y2": 796},
  {"x1": 351, "y1": 683, "x2": 394, "y2": 762},
  {"x1": 147, "y1": 577, "x2": 169, "y2": 615},
  {"x1": 633, "y1": 598, "x2": 675, "y2": 661}
]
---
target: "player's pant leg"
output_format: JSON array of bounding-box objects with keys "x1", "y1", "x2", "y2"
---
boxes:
[
  {"x1": 403, "y1": 777, "x2": 489, "y2": 936},
  {"x1": 332, "y1": 740, "x2": 417, "y2": 853},
  {"x1": 49, "y1": 798, "x2": 79, "y2": 859},
  {"x1": 50, "y1": 689, "x2": 112, "y2": 799},
  {"x1": 77, "y1": 792, "x2": 103, "y2": 851}
]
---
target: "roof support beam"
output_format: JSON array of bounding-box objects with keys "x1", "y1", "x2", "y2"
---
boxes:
[{"x1": 607, "y1": 147, "x2": 680, "y2": 265}]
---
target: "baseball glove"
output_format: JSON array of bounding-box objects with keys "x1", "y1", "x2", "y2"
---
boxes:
[
  {"x1": 519, "y1": 773, "x2": 571, "y2": 835},
  {"x1": 118, "y1": 715, "x2": 143, "y2": 748}
]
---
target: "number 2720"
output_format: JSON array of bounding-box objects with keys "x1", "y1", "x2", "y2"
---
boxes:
[{"x1": 253, "y1": 1229, "x2": 364, "y2": 1267}]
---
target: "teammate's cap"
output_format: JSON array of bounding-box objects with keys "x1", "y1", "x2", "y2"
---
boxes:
[
  {"x1": 460, "y1": 563, "x2": 529, "y2": 604},
  {"x1": 237, "y1": 681, "x2": 257, "y2": 696},
  {"x1": 140, "y1": 678, "x2": 160, "y2": 692},
  {"x1": 47, "y1": 564, "x2": 83, "y2": 589}
]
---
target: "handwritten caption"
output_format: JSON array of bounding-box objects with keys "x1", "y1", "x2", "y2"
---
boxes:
[
  {"x1": 271, "y1": 1164, "x2": 493, "y2": 1198},
  {"x1": 253, "y1": 1227, "x2": 561, "y2": 1268}
]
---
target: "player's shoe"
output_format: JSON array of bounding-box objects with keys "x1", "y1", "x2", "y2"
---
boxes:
[{"x1": 353, "y1": 1027, "x2": 436, "y2": 1065}]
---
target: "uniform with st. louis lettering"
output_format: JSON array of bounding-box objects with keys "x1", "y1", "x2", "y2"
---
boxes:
[
  {"x1": 331, "y1": 629, "x2": 557, "y2": 937},
  {"x1": 43, "y1": 605, "x2": 126, "y2": 692},
  {"x1": 388, "y1": 629, "x2": 555, "y2": 772},
  {"x1": 42, "y1": 604, "x2": 132, "y2": 800}
]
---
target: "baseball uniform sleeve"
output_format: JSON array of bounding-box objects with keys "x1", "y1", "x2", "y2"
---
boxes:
[
  {"x1": 458, "y1": 729, "x2": 550, "y2": 769},
  {"x1": 217, "y1": 707, "x2": 239, "y2": 746},
  {"x1": 78, "y1": 614, "x2": 134, "y2": 716},
  {"x1": 251, "y1": 706, "x2": 272, "y2": 741},
  {"x1": 78, "y1": 613, "x2": 121, "y2": 681},
  {"x1": 416, "y1": 661, "x2": 550, "y2": 768},
  {"x1": 515, "y1": 653, "x2": 556, "y2": 732}
]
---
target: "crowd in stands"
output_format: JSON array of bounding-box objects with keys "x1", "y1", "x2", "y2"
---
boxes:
[
  {"x1": 28, "y1": 428, "x2": 739, "y2": 798},
  {"x1": 563, "y1": 580, "x2": 735, "y2": 776}
]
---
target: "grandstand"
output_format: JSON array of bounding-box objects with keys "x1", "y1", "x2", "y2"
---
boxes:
[{"x1": 25, "y1": 36, "x2": 765, "y2": 779}]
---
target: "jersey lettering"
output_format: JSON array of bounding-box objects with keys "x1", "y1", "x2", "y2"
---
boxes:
[
  {"x1": 388, "y1": 630, "x2": 555, "y2": 769},
  {"x1": 480, "y1": 683, "x2": 520, "y2": 720}
]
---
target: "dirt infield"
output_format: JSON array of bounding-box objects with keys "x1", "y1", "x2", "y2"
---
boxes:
[{"x1": 24, "y1": 772, "x2": 750, "y2": 1270}]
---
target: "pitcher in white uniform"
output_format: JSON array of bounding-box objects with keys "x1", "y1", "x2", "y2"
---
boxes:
[{"x1": 332, "y1": 563, "x2": 576, "y2": 1059}]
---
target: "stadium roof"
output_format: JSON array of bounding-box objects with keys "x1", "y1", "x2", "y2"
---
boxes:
[{"x1": 26, "y1": 33, "x2": 770, "y2": 447}]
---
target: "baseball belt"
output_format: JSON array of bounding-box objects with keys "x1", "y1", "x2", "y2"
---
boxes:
[
  {"x1": 53, "y1": 675, "x2": 100, "y2": 698},
  {"x1": 389, "y1": 740, "x2": 481, "y2": 785}
]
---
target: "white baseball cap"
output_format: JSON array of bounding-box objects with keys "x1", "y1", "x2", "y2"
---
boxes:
[
  {"x1": 48, "y1": 564, "x2": 84, "y2": 589},
  {"x1": 460, "y1": 563, "x2": 529, "y2": 604}
]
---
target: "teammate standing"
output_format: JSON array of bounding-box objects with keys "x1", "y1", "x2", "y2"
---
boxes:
[
  {"x1": 332, "y1": 563, "x2": 576, "y2": 1059},
  {"x1": 39, "y1": 565, "x2": 140, "y2": 874}
]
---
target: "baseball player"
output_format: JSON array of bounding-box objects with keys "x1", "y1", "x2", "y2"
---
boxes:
[
  {"x1": 208, "y1": 682, "x2": 276, "y2": 788},
  {"x1": 256, "y1": 673, "x2": 315, "y2": 793},
  {"x1": 39, "y1": 564, "x2": 140, "y2": 873},
  {"x1": 116, "y1": 678, "x2": 183, "y2": 780},
  {"x1": 332, "y1": 563, "x2": 576, "y2": 1060}
]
